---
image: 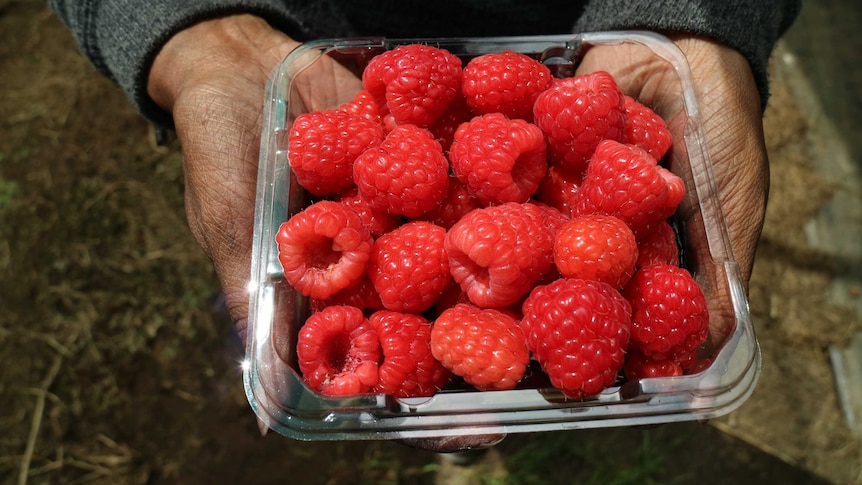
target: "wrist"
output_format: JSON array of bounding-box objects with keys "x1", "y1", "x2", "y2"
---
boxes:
[{"x1": 147, "y1": 14, "x2": 300, "y2": 112}]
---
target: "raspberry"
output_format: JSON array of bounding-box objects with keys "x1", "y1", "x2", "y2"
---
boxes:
[
  {"x1": 623, "y1": 351, "x2": 683, "y2": 381},
  {"x1": 429, "y1": 95, "x2": 473, "y2": 152},
  {"x1": 635, "y1": 220, "x2": 680, "y2": 268},
  {"x1": 276, "y1": 200, "x2": 373, "y2": 300},
  {"x1": 445, "y1": 202, "x2": 555, "y2": 308},
  {"x1": 362, "y1": 43, "x2": 462, "y2": 128},
  {"x1": 433, "y1": 280, "x2": 472, "y2": 314},
  {"x1": 622, "y1": 96, "x2": 673, "y2": 162},
  {"x1": 462, "y1": 50, "x2": 553, "y2": 122},
  {"x1": 431, "y1": 303, "x2": 529, "y2": 391},
  {"x1": 288, "y1": 109, "x2": 384, "y2": 196},
  {"x1": 339, "y1": 89, "x2": 383, "y2": 125},
  {"x1": 367, "y1": 221, "x2": 451, "y2": 313},
  {"x1": 336, "y1": 188, "x2": 401, "y2": 238},
  {"x1": 353, "y1": 124, "x2": 450, "y2": 217},
  {"x1": 622, "y1": 264, "x2": 709, "y2": 362},
  {"x1": 687, "y1": 355, "x2": 715, "y2": 374},
  {"x1": 553, "y1": 214, "x2": 638, "y2": 289},
  {"x1": 296, "y1": 305, "x2": 380, "y2": 396},
  {"x1": 449, "y1": 112, "x2": 547, "y2": 205},
  {"x1": 530, "y1": 201, "x2": 570, "y2": 238},
  {"x1": 533, "y1": 71, "x2": 626, "y2": 174},
  {"x1": 534, "y1": 164, "x2": 582, "y2": 217},
  {"x1": 521, "y1": 278, "x2": 631, "y2": 399},
  {"x1": 574, "y1": 140, "x2": 685, "y2": 236},
  {"x1": 370, "y1": 310, "x2": 452, "y2": 397},
  {"x1": 417, "y1": 175, "x2": 482, "y2": 230},
  {"x1": 530, "y1": 202, "x2": 570, "y2": 287},
  {"x1": 310, "y1": 274, "x2": 383, "y2": 313}
]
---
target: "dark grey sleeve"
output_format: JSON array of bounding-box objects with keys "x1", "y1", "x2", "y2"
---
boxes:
[
  {"x1": 46, "y1": 0, "x2": 354, "y2": 127},
  {"x1": 574, "y1": 0, "x2": 801, "y2": 110}
]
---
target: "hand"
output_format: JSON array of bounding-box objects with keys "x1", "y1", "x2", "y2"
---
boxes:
[
  {"x1": 148, "y1": 14, "x2": 502, "y2": 452},
  {"x1": 148, "y1": 14, "x2": 300, "y2": 343},
  {"x1": 577, "y1": 36, "x2": 769, "y2": 343}
]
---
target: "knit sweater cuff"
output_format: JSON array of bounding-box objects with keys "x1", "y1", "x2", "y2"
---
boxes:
[{"x1": 66, "y1": 0, "x2": 352, "y2": 127}]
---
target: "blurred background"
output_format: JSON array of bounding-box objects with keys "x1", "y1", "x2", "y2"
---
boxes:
[{"x1": 1, "y1": 0, "x2": 860, "y2": 483}]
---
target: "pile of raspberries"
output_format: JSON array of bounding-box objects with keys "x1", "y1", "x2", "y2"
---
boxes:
[{"x1": 275, "y1": 43, "x2": 710, "y2": 400}]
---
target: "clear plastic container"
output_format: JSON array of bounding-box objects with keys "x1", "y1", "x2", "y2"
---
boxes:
[{"x1": 245, "y1": 31, "x2": 761, "y2": 441}]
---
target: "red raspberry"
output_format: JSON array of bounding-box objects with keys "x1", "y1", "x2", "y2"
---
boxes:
[
  {"x1": 622, "y1": 96, "x2": 673, "y2": 162},
  {"x1": 335, "y1": 188, "x2": 401, "y2": 238},
  {"x1": 310, "y1": 274, "x2": 383, "y2": 313},
  {"x1": 462, "y1": 50, "x2": 553, "y2": 122},
  {"x1": 574, "y1": 140, "x2": 685, "y2": 236},
  {"x1": 553, "y1": 214, "x2": 638, "y2": 289},
  {"x1": 449, "y1": 113, "x2": 547, "y2": 205},
  {"x1": 367, "y1": 221, "x2": 451, "y2": 313},
  {"x1": 339, "y1": 89, "x2": 383, "y2": 125},
  {"x1": 370, "y1": 310, "x2": 452, "y2": 397},
  {"x1": 623, "y1": 351, "x2": 683, "y2": 381},
  {"x1": 534, "y1": 164, "x2": 582, "y2": 217},
  {"x1": 353, "y1": 124, "x2": 450, "y2": 217},
  {"x1": 529, "y1": 202, "x2": 570, "y2": 287},
  {"x1": 623, "y1": 264, "x2": 709, "y2": 362},
  {"x1": 521, "y1": 278, "x2": 631, "y2": 399},
  {"x1": 530, "y1": 201, "x2": 570, "y2": 238},
  {"x1": 431, "y1": 303, "x2": 529, "y2": 391},
  {"x1": 533, "y1": 71, "x2": 626, "y2": 174},
  {"x1": 445, "y1": 202, "x2": 555, "y2": 308},
  {"x1": 362, "y1": 43, "x2": 462, "y2": 128},
  {"x1": 296, "y1": 305, "x2": 380, "y2": 396},
  {"x1": 433, "y1": 280, "x2": 472, "y2": 314},
  {"x1": 687, "y1": 355, "x2": 715, "y2": 375},
  {"x1": 429, "y1": 95, "x2": 473, "y2": 152},
  {"x1": 276, "y1": 200, "x2": 373, "y2": 300},
  {"x1": 417, "y1": 175, "x2": 482, "y2": 230},
  {"x1": 288, "y1": 109, "x2": 384, "y2": 196},
  {"x1": 635, "y1": 220, "x2": 680, "y2": 268}
]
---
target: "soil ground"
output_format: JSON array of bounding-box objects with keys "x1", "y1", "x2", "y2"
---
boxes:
[{"x1": 1, "y1": 0, "x2": 861, "y2": 484}]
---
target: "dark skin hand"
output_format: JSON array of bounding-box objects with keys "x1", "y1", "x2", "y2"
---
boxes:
[
  {"x1": 578, "y1": 36, "x2": 768, "y2": 290},
  {"x1": 148, "y1": 15, "x2": 767, "y2": 452}
]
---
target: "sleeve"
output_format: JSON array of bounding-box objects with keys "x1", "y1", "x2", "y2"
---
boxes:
[
  {"x1": 46, "y1": 0, "x2": 354, "y2": 127},
  {"x1": 573, "y1": 0, "x2": 801, "y2": 111}
]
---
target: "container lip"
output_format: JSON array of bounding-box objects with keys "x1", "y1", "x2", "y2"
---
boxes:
[{"x1": 244, "y1": 31, "x2": 758, "y2": 440}]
